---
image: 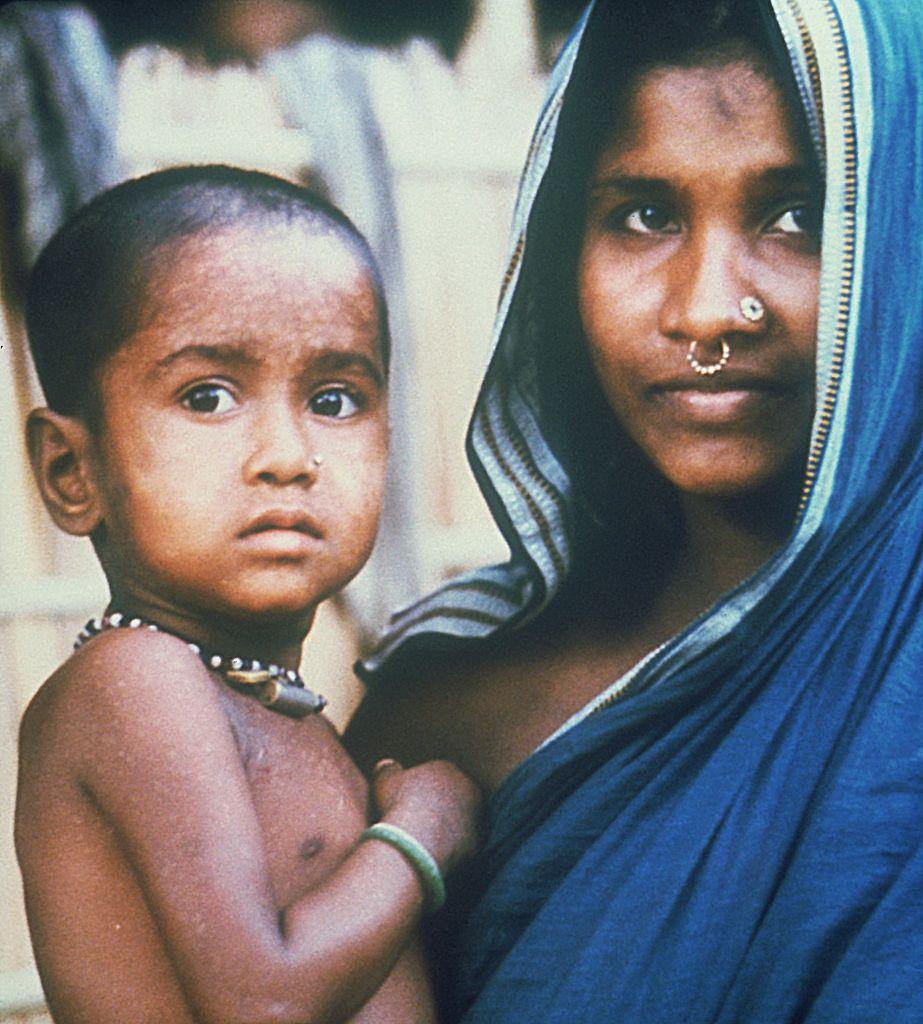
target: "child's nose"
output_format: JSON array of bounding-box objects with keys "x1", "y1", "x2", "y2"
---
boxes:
[{"x1": 244, "y1": 404, "x2": 316, "y2": 486}]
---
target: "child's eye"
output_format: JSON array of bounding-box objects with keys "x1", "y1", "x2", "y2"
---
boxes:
[
  {"x1": 309, "y1": 387, "x2": 361, "y2": 419},
  {"x1": 766, "y1": 204, "x2": 819, "y2": 237},
  {"x1": 618, "y1": 204, "x2": 681, "y2": 235},
  {"x1": 180, "y1": 384, "x2": 237, "y2": 414}
]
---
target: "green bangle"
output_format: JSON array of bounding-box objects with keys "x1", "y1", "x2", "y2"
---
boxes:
[{"x1": 360, "y1": 823, "x2": 447, "y2": 911}]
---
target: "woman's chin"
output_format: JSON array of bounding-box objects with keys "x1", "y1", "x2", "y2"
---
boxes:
[{"x1": 658, "y1": 455, "x2": 804, "y2": 507}]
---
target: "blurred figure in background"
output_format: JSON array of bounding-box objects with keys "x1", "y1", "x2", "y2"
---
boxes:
[
  {"x1": 0, "y1": 0, "x2": 474, "y2": 282},
  {"x1": 531, "y1": 0, "x2": 586, "y2": 67}
]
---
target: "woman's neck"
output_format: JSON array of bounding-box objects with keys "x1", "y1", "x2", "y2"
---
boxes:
[
  {"x1": 669, "y1": 482, "x2": 799, "y2": 613},
  {"x1": 577, "y1": 477, "x2": 800, "y2": 646}
]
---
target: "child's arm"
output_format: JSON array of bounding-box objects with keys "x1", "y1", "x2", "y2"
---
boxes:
[{"x1": 28, "y1": 630, "x2": 479, "y2": 1024}]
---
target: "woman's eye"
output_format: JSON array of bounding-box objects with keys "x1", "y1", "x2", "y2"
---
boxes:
[
  {"x1": 622, "y1": 205, "x2": 680, "y2": 234},
  {"x1": 310, "y1": 387, "x2": 361, "y2": 419},
  {"x1": 767, "y1": 205, "x2": 819, "y2": 236},
  {"x1": 180, "y1": 384, "x2": 237, "y2": 414}
]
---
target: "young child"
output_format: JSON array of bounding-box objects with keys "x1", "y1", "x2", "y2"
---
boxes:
[{"x1": 15, "y1": 165, "x2": 480, "y2": 1024}]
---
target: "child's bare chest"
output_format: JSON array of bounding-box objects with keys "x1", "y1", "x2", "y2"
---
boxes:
[{"x1": 222, "y1": 694, "x2": 370, "y2": 907}]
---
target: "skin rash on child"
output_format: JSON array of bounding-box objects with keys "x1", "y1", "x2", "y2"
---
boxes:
[{"x1": 18, "y1": 215, "x2": 480, "y2": 1024}]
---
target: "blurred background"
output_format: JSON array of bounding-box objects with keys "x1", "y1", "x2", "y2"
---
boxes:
[{"x1": 0, "y1": 0, "x2": 585, "y2": 1018}]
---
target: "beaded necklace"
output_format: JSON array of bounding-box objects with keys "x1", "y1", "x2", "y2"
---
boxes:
[{"x1": 75, "y1": 613, "x2": 326, "y2": 718}]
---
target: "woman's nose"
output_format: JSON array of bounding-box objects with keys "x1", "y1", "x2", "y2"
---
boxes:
[
  {"x1": 243, "y1": 403, "x2": 316, "y2": 486},
  {"x1": 660, "y1": 232, "x2": 765, "y2": 344}
]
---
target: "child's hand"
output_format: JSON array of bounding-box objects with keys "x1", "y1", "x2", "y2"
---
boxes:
[{"x1": 372, "y1": 759, "x2": 482, "y2": 874}]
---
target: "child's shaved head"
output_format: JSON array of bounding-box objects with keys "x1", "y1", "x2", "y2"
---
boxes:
[{"x1": 26, "y1": 165, "x2": 389, "y2": 423}]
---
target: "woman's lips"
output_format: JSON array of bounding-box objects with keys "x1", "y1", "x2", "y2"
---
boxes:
[{"x1": 651, "y1": 373, "x2": 792, "y2": 425}]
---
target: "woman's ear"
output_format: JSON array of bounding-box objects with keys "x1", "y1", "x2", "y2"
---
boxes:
[{"x1": 26, "y1": 408, "x2": 104, "y2": 536}]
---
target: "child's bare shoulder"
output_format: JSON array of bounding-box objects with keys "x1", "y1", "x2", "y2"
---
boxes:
[{"x1": 19, "y1": 628, "x2": 225, "y2": 775}]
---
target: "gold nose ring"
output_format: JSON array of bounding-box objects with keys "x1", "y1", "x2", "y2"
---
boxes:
[
  {"x1": 687, "y1": 338, "x2": 731, "y2": 376},
  {"x1": 740, "y1": 295, "x2": 765, "y2": 323}
]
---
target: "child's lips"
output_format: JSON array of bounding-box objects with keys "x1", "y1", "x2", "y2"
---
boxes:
[{"x1": 239, "y1": 510, "x2": 324, "y2": 541}]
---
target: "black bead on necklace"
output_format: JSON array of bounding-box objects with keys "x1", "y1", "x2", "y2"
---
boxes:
[{"x1": 75, "y1": 613, "x2": 327, "y2": 718}]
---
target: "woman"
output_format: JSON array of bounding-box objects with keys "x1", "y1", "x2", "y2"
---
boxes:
[{"x1": 348, "y1": 0, "x2": 923, "y2": 1020}]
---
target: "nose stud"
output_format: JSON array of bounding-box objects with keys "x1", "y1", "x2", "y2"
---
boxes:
[
  {"x1": 687, "y1": 338, "x2": 731, "y2": 376},
  {"x1": 739, "y1": 295, "x2": 765, "y2": 323},
  {"x1": 312, "y1": 455, "x2": 324, "y2": 468},
  {"x1": 686, "y1": 296, "x2": 763, "y2": 376}
]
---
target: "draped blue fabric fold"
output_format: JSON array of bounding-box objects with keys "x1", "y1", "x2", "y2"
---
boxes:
[
  {"x1": 366, "y1": 0, "x2": 923, "y2": 1018},
  {"x1": 453, "y1": 504, "x2": 923, "y2": 1019}
]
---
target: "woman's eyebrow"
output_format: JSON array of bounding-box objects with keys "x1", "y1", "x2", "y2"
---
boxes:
[
  {"x1": 591, "y1": 165, "x2": 815, "y2": 196},
  {"x1": 752, "y1": 164, "x2": 816, "y2": 190},
  {"x1": 589, "y1": 175, "x2": 673, "y2": 197}
]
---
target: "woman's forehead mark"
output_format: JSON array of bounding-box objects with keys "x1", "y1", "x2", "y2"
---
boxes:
[{"x1": 631, "y1": 61, "x2": 781, "y2": 130}]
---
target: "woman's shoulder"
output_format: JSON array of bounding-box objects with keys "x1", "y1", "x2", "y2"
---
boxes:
[
  {"x1": 345, "y1": 603, "x2": 607, "y2": 791},
  {"x1": 345, "y1": 640, "x2": 504, "y2": 777}
]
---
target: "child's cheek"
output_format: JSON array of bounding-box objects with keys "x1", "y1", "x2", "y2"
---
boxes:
[{"x1": 328, "y1": 446, "x2": 387, "y2": 558}]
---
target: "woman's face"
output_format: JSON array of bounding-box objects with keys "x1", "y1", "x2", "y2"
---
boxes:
[{"x1": 578, "y1": 57, "x2": 820, "y2": 500}]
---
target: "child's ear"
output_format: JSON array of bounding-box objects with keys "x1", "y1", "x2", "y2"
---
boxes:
[{"x1": 26, "y1": 408, "x2": 104, "y2": 536}]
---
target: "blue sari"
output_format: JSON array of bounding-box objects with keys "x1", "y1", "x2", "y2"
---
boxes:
[{"x1": 364, "y1": 0, "x2": 923, "y2": 1019}]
